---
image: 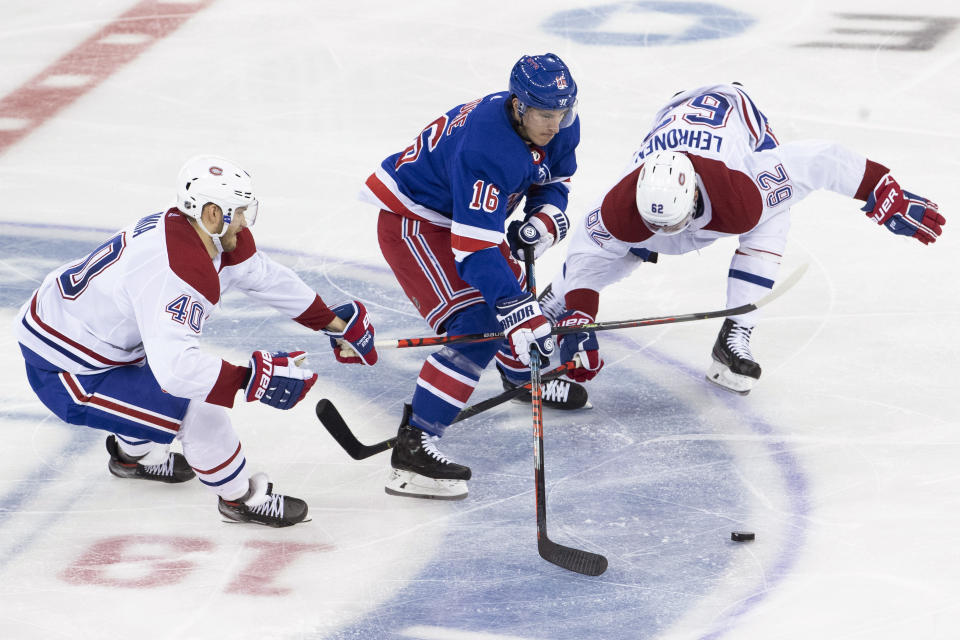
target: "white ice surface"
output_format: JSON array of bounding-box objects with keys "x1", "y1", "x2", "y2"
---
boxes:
[{"x1": 1, "y1": 2, "x2": 959, "y2": 639}]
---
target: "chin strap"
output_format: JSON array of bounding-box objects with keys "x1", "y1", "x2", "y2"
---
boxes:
[{"x1": 192, "y1": 212, "x2": 230, "y2": 254}]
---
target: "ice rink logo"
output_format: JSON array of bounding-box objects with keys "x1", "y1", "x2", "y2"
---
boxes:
[
  {"x1": 0, "y1": 222, "x2": 803, "y2": 640},
  {"x1": 543, "y1": 1, "x2": 754, "y2": 46}
]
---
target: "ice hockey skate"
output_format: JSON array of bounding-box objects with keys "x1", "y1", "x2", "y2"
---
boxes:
[
  {"x1": 498, "y1": 364, "x2": 591, "y2": 410},
  {"x1": 386, "y1": 404, "x2": 471, "y2": 500},
  {"x1": 218, "y1": 472, "x2": 309, "y2": 527},
  {"x1": 537, "y1": 282, "x2": 565, "y2": 323},
  {"x1": 105, "y1": 435, "x2": 196, "y2": 483},
  {"x1": 706, "y1": 319, "x2": 762, "y2": 395}
]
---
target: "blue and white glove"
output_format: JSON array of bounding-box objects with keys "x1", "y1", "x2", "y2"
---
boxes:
[
  {"x1": 245, "y1": 350, "x2": 318, "y2": 410},
  {"x1": 507, "y1": 205, "x2": 570, "y2": 260},
  {"x1": 556, "y1": 310, "x2": 604, "y2": 382},
  {"x1": 495, "y1": 292, "x2": 554, "y2": 366},
  {"x1": 322, "y1": 301, "x2": 378, "y2": 365}
]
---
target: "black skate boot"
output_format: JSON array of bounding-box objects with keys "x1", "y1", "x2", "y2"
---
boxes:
[
  {"x1": 706, "y1": 319, "x2": 762, "y2": 395},
  {"x1": 385, "y1": 404, "x2": 471, "y2": 500},
  {"x1": 218, "y1": 472, "x2": 309, "y2": 527},
  {"x1": 498, "y1": 365, "x2": 591, "y2": 410},
  {"x1": 106, "y1": 435, "x2": 195, "y2": 483}
]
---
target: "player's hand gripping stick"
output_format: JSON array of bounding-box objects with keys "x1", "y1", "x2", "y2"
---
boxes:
[
  {"x1": 506, "y1": 205, "x2": 570, "y2": 260},
  {"x1": 556, "y1": 310, "x2": 604, "y2": 382},
  {"x1": 322, "y1": 301, "x2": 378, "y2": 365},
  {"x1": 495, "y1": 292, "x2": 554, "y2": 366}
]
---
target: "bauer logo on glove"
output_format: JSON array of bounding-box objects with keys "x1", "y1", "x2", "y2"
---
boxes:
[
  {"x1": 323, "y1": 300, "x2": 378, "y2": 365},
  {"x1": 248, "y1": 351, "x2": 274, "y2": 401},
  {"x1": 245, "y1": 350, "x2": 318, "y2": 410},
  {"x1": 556, "y1": 310, "x2": 604, "y2": 382},
  {"x1": 863, "y1": 174, "x2": 945, "y2": 245}
]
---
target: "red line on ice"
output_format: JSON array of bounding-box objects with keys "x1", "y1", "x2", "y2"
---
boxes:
[{"x1": 0, "y1": 0, "x2": 215, "y2": 154}]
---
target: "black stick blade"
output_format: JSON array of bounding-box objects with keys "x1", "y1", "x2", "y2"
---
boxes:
[
  {"x1": 315, "y1": 399, "x2": 394, "y2": 460},
  {"x1": 539, "y1": 538, "x2": 608, "y2": 576}
]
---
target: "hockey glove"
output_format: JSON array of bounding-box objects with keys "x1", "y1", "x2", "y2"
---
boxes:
[
  {"x1": 245, "y1": 350, "x2": 318, "y2": 410},
  {"x1": 863, "y1": 174, "x2": 944, "y2": 245},
  {"x1": 322, "y1": 301, "x2": 378, "y2": 365},
  {"x1": 495, "y1": 292, "x2": 554, "y2": 366},
  {"x1": 556, "y1": 310, "x2": 604, "y2": 382},
  {"x1": 507, "y1": 205, "x2": 570, "y2": 260}
]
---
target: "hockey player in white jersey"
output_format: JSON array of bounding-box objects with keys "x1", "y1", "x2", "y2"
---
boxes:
[
  {"x1": 541, "y1": 83, "x2": 944, "y2": 395},
  {"x1": 15, "y1": 155, "x2": 378, "y2": 527}
]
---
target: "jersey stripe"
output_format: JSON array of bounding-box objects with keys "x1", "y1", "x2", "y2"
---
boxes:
[
  {"x1": 364, "y1": 169, "x2": 451, "y2": 227},
  {"x1": 192, "y1": 441, "x2": 247, "y2": 488},
  {"x1": 24, "y1": 294, "x2": 144, "y2": 370},
  {"x1": 728, "y1": 268, "x2": 775, "y2": 289},
  {"x1": 450, "y1": 221, "x2": 503, "y2": 262},
  {"x1": 734, "y1": 86, "x2": 768, "y2": 150},
  {"x1": 198, "y1": 459, "x2": 247, "y2": 488},
  {"x1": 416, "y1": 357, "x2": 475, "y2": 409},
  {"x1": 451, "y1": 234, "x2": 498, "y2": 262},
  {"x1": 58, "y1": 372, "x2": 181, "y2": 435}
]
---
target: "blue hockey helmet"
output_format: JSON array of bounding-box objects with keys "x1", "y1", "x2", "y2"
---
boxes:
[{"x1": 509, "y1": 53, "x2": 578, "y2": 128}]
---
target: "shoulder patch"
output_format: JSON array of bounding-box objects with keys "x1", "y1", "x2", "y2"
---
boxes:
[
  {"x1": 164, "y1": 211, "x2": 220, "y2": 304},
  {"x1": 221, "y1": 228, "x2": 257, "y2": 267},
  {"x1": 600, "y1": 166, "x2": 654, "y2": 243},
  {"x1": 688, "y1": 155, "x2": 764, "y2": 233}
]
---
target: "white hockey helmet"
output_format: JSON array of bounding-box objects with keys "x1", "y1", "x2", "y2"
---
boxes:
[
  {"x1": 635, "y1": 151, "x2": 697, "y2": 235},
  {"x1": 176, "y1": 155, "x2": 258, "y2": 237}
]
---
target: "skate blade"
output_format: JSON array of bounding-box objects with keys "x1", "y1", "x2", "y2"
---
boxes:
[
  {"x1": 508, "y1": 396, "x2": 594, "y2": 410},
  {"x1": 221, "y1": 517, "x2": 313, "y2": 525},
  {"x1": 705, "y1": 361, "x2": 756, "y2": 395},
  {"x1": 385, "y1": 469, "x2": 468, "y2": 500}
]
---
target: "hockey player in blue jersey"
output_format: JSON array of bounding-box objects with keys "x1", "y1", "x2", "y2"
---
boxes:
[{"x1": 362, "y1": 53, "x2": 587, "y2": 499}]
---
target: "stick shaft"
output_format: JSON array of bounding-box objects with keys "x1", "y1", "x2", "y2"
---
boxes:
[
  {"x1": 524, "y1": 249, "x2": 608, "y2": 576},
  {"x1": 315, "y1": 361, "x2": 576, "y2": 461},
  {"x1": 374, "y1": 263, "x2": 808, "y2": 349}
]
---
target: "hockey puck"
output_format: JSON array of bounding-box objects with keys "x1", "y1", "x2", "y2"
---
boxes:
[{"x1": 731, "y1": 531, "x2": 755, "y2": 542}]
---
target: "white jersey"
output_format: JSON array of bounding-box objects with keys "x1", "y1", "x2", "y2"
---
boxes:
[
  {"x1": 557, "y1": 83, "x2": 888, "y2": 318},
  {"x1": 16, "y1": 208, "x2": 333, "y2": 407}
]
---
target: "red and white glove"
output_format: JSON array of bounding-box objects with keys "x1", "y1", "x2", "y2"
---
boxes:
[
  {"x1": 556, "y1": 310, "x2": 604, "y2": 382},
  {"x1": 863, "y1": 174, "x2": 944, "y2": 245},
  {"x1": 507, "y1": 205, "x2": 570, "y2": 260},
  {"x1": 245, "y1": 350, "x2": 318, "y2": 410},
  {"x1": 322, "y1": 301, "x2": 378, "y2": 365},
  {"x1": 495, "y1": 292, "x2": 554, "y2": 366}
]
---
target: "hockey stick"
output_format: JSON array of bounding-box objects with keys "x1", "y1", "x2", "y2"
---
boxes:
[
  {"x1": 524, "y1": 249, "x2": 608, "y2": 577},
  {"x1": 374, "y1": 262, "x2": 809, "y2": 350},
  {"x1": 315, "y1": 361, "x2": 577, "y2": 461}
]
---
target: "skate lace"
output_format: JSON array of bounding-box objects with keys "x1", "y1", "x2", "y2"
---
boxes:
[
  {"x1": 541, "y1": 379, "x2": 570, "y2": 403},
  {"x1": 420, "y1": 434, "x2": 452, "y2": 464},
  {"x1": 538, "y1": 286, "x2": 565, "y2": 323},
  {"x1": 142, "y1": 455, "x2": 175, "y2": 477},
  {"x1": 725, "y1": 324, "x2": 755, "y2": 360},
  {"x1": 248, "y1": 493, "x2": 284, "y2": 519}
]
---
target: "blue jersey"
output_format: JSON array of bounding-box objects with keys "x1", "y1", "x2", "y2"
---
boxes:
[{"x1": 363, "y1": 91, "x2": 579, "y2": 303}]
